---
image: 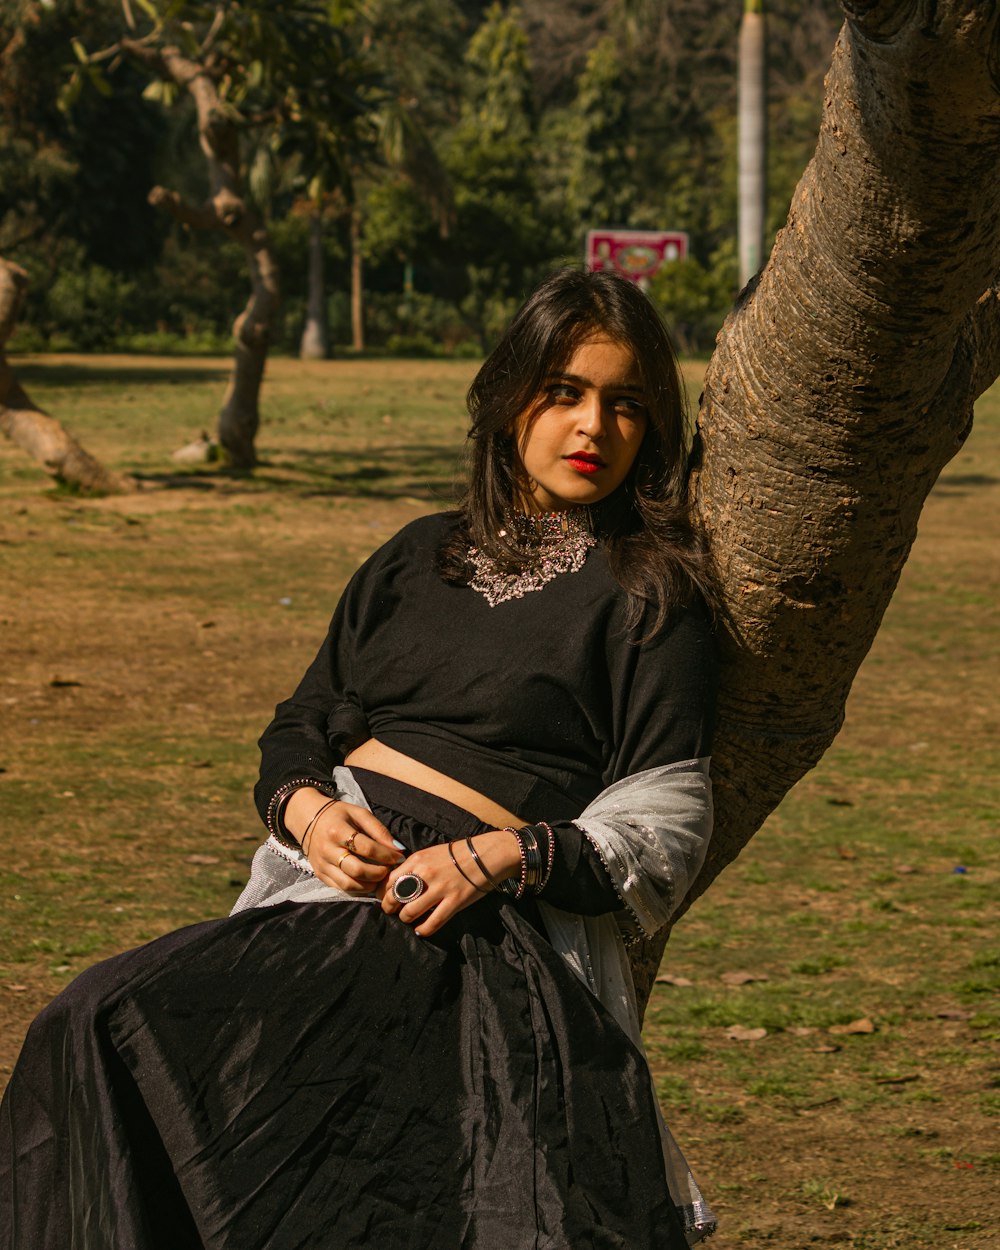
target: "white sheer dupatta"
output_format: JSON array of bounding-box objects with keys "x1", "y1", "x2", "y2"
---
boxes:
[{"x1": 538, "y1": 757, "x2": 716, "y2": 1244}]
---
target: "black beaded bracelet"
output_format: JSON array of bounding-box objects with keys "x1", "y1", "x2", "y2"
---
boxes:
[
  {"x1": 532, "y1": 822, "x2": 555, "y2": 893},
  {"x1": 266, "y1": 777, "x2": 340, "y2": 849}
]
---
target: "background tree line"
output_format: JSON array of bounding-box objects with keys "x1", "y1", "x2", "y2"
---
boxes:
[{"x1": 1, "y1": 0, "x2": 840, "y2": 360}]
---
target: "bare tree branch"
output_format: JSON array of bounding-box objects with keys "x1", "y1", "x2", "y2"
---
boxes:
[
  {"x1": 200, "y1": 6, "x2": 227, "y2": 56},
  {"x1": 148, "y1": 185, "x2": 231, "y2": 230}
]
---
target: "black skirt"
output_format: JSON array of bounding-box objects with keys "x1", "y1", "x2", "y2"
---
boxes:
[{"x1": 0, "y1": 771, "x2": 689, "y2": 1250}]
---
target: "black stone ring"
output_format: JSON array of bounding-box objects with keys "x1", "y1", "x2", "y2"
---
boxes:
[{"x1": 391, "y1": 873, "x2": 426, "y2": 904}]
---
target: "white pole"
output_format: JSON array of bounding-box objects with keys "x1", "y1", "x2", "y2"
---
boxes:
[{"x1": 738, "y1": 0, "x2": 767, "y2": 287}]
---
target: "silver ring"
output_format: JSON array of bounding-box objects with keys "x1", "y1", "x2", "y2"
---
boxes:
[{"x1": 391, "y1": 873, "x2": 426, "y2": 903}]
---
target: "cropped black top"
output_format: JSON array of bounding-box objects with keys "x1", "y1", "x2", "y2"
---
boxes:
[{"x1": 255, "y1": 511, "x2": 718, "y2": 911}]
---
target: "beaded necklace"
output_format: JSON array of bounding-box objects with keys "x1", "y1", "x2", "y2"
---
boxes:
[{"x1": 468, "y1": 508, "x2": 595, "y2": 607}]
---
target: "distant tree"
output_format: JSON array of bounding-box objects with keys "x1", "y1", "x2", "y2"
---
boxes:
[
  {"x1": 279, "y1": 0, "x2": 458, "y2": 358},
  {"x1": 66, "y1": 0, "x2": 368, "y2": 468},
  {"x1": 561, "y1": 35, "x2": 638, "y2": 235},
  {"x1": 0, "y1": 0, "x2": 154, "y2": 491},
  {"x1": 0, "y1": 0, "x2": 167, "y2": 344},
  {"x1": 438, "y1": 2, "x2": 555, "y2": 347}
]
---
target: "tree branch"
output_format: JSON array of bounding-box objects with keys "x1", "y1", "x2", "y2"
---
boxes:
[
  {"x1": 0, "y1": 259, "x2": 134, "y2": 494},
  {"x1": 632, "y1": 2, "x2": 1000, "y2": 1012},
  {"x1": 148, "y1": 186, "x2": 215, "y2": 229},
  {"x1": 199, "y1": 6, "x2": 227, "y2": 57}
]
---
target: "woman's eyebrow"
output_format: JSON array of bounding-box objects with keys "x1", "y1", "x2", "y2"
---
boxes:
[{"x1": 548, "y1": 371, "x2": 646, "y2": 393}]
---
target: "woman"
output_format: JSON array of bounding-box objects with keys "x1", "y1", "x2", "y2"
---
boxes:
[{"x1": 0, "y1": 269, "x2": 719, "y2": 1249}]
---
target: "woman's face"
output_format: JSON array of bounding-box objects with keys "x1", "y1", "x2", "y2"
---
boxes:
[{"x1": 514, "y1": 335, "x2": 648, "y2": 513}]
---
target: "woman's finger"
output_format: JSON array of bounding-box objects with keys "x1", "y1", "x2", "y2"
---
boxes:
[
  {"x1": 316, "y1": 847, "x2": 388, "y2": 885},
  {"x1": 313, "y1": 855, "x2": 381, "y2": 893},
  {"x1": 340, "y1": 805, "x2": 406, "y2": 861},
  {"x1": 337, "y1": 822, "x2": 404, "y2": 868},
  {"x1": 415, "y1": 891, "x2": 471, "y2": 937}
]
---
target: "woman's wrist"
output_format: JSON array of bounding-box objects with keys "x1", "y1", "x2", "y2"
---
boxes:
[
  {"x1": 283, "y1": 786, "x2": 341, "y2": 843},
  {"x1": 490, "y1": 823, "x2": 555, "y2": 899},
  {"x1": 469, "y1": 828, "x2": 521, "y2": 879}
]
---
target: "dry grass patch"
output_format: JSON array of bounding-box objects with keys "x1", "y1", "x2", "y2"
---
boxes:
[{"x1": 1, "y1": 354, "x2": 997, "y2": 1248}]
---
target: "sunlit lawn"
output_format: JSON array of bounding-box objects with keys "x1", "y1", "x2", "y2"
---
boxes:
[{"x1": 1, "y1": 352, "x2": 996, "y2": 1248}]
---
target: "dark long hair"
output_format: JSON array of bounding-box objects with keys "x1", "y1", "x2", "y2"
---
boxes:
[{"x1": 439, "y1": 268, "x2": 710, "y2": 633}]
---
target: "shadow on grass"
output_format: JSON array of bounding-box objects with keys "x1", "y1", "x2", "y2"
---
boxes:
[
  {"x1": 14, "y1": 362, "x2": 230, "y2": 388},
  {"x1": 933, "y1": 473, "x2": 998, "y2": 494},
  {"x1": 132, "y1": 441, "x2": 463, "y2": 503}
]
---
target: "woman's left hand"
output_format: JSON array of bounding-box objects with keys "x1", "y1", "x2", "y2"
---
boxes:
[{"x1": 381, "y1": 829, "x2": 520, "y2": 938}]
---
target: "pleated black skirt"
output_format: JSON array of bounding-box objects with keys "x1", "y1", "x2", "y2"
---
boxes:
[{"x1": 0, "y1": 771, "x2": 689, "y2": 1250}]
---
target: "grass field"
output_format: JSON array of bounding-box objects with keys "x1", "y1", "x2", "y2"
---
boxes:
[{"x1": 1, "y1": 353, "x2": 997, "y2": 1248}]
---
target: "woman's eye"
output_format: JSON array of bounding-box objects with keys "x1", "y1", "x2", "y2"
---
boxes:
[
  {"x1": 613, "y1": 397, "x2": 646, "y2": 419},
  {"x1": 548, "y1": 384, "x2": 579, "y2": 403}
]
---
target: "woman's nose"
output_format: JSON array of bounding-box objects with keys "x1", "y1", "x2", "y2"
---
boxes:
[{"x1": 576, "y1": 393, "x2": 605, "y2": 439}]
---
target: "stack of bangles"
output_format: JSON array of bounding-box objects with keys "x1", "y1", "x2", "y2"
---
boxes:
[
  {"x1": 448, "y1": 823, "x2": 554, "y2": 899},
  {"x1": 265, "y1": 777, "x2": 341, "y2": 849}
]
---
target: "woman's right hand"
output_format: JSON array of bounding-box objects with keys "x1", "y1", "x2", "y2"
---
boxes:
[{"x1": 283, "y1": 787, "x2": 405, "y2": 892}]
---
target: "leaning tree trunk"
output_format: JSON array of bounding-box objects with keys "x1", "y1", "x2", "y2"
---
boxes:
[
  {"x1": 300, "y1": 207, "x2": 330, "y2": 360},
  {"x1": 123, "y1": 40, "x2": 280, "y2": 470},
  {"x1": 0, "y1": 258, "x2": 133, "y2": 494},
  {"x1": 632, "y1": 1, "x2": 1000, "y2": 1012}
]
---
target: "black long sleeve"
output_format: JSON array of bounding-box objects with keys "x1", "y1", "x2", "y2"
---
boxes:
[{"x1": 254, "y1": 513, "x2": 718, "y2": 915}]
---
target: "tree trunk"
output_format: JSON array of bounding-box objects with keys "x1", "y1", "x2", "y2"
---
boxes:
[
  {"x1": 126, "y1": 40, "x2": 280, "y2": 470},
  {"x1": 0, "y1": 258, "x2": 133, "y2": 494},
  {"x1": 350, "y1": 205, "x2": 364, "y2": 354},
  {"x1": 300, "y1": 208, "x2": 329, "y2": 360},
  {"x1": 631, "y1": 2, "x2": 1000, "y2": 1012},
  {"x1": 738, "y1": 0, "x2": 767, "y2": 286},
  {"x1": 216, "y1": 220, "x2": 280, "y2": 468}
]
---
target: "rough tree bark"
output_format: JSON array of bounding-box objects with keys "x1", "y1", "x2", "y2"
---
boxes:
[
  {"x1": 632, "y1": 0, "x2": 1000, "y2": 1012},
  {"x1": 0, "y1": 258, "x2": 133, "y2": 494},
  {"x1": 121, "y1": 40, "x2": 280, "y2": 469}
]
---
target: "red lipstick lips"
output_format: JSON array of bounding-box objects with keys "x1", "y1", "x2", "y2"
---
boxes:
[{"x1": 565, "y1": 452, "x2": 605, "y2": 475}]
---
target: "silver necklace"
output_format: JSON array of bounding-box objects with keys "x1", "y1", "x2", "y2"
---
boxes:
[{"x1": 468, "y1": 509, "x2": 596, "y2": 607}]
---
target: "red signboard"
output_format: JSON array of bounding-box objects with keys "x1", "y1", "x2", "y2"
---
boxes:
[{"x1": 585, "y1": 229, "x2": 689, "y2": 285}]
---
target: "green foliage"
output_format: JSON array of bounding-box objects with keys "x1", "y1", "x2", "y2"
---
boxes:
[
  {"x1": 45, "y1": 262, "x2": 137, "y2": 350},
  {"x1": 1, "y1": 0, "x2": 843, "y2": 356},
  {"x1": 461, "y1": 1, "x2": 534, "y2": 147},
  {"x1": 648, "y1": 249, "x2": 737, "y2": 356},
  {"x1": 562, "y1": 35, "x2": 637, "y2": 232}
]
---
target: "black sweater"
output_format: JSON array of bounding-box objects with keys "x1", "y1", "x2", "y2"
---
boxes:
[{"x1": 256, "y1": 512, "x2": 718, "y2": 913}]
